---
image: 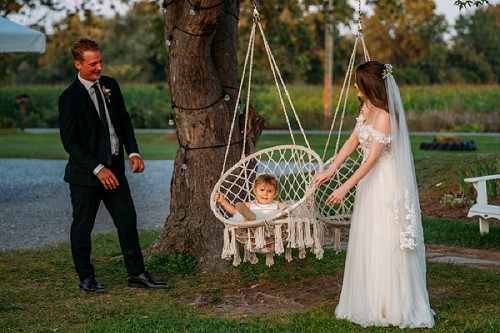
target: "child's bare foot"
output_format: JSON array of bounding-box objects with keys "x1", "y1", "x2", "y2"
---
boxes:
[{"x1": 235, "y1": 202, "x2": 256, "y2": 221}]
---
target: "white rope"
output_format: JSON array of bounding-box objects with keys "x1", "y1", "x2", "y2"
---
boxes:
[
  {"x1": 322, "y1": 37, "x2": 358, "y2": 160},
  {"x1": 221, "y1": 227, "x2": 231, "y2": 260},
  {"x1": 257, "y1": 22, "x2": 311, "y2": 150},
  {"x1": 274, "y1": 224, "x2": 284, "y2": 255},
  {"x1": 265, "y1": 253, "x2": 274, "y2": 267},
  {"x1": 221, "y1": 22, "x2": 256, "y2": 176},
  {"x1": 304, "y1": 219, "x2": 314, "y2": 247},
  {"x1": 212, "y1": 7, "x2": 327, "y2": 267},
  {"x1": 285, "y1": 247, "x2": 293, "y2": 262}
]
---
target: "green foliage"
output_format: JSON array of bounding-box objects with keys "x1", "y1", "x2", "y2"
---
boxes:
[
  {"x1": 148, "y1": 253, "x2": 197, "y2": 276},
  {"x1": 451, "y1": 122, "x2": 486, "y2": 133},
  {"x1": 451, "y1": 4, "x2": 499, "y2": 83},
  {"x1": 0, "y1": 83, "x2": 499, "y2": 133},
  {"x1": 0, "y1": 84, "x2": 171, "y2": 129},
  {"x1": 423, "y1": 216, "x2": 499, "y2": 248},
  {"x1": 440, "y1": 193, "x2": 473, "y2": 209},
  {"x1": 457, "y1": 156, "x2": 500, "y2": 200},
  {"x1": 2, "y1": 1, "x2": 499, "y2": 86}
]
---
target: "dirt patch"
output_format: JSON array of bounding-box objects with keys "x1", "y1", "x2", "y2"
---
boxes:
[
  {"x1": 177, "y1": 274, "x2": 340, "y2": 317},
  {"x1": 426, "y1": 244, "x2": 500, "y2": 262},
  {"x1": 420, "y1": 187, "x2": 500, "y2": 221}
]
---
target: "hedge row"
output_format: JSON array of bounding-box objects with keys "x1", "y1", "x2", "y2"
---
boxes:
[{"x1": 1, "y1": 84, "x2": 498, "y2": 131}]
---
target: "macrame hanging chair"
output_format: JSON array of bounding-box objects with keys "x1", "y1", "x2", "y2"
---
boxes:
[
  {"x1": 210, "y1": 6, "x2": 325, "y2": 267},
  {"x1": 314, "y1": 12, "x2": 371, "y2": 252}
]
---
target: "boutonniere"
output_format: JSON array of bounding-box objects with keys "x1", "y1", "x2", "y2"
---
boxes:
[{"x1": 101, "y1": 86, "x2": 111, "y2": 103}]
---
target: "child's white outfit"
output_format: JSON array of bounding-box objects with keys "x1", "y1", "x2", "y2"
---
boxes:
[{"x1": 231, "y1": 200, "x2": 282, "y2": 221}]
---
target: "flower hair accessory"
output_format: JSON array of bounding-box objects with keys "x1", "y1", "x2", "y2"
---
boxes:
[
  {"x1": 382, "y1": 63, "x2": 393, "y2": 79},
  {"x1": 101, "y1": 86, "x2": 111, "y2": 103}
]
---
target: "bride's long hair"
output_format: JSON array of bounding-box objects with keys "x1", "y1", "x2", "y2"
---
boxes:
[{"x1": 355, "y1": 61, "x2": 389, "y2": 112}]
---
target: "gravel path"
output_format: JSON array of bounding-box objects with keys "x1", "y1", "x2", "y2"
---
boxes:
[
  {"x1": 0, "y1": 159, "x2": 173, "y2": 251},
  {"x1": 2, "y1": 158, "x2": 499, "y2": 268}
]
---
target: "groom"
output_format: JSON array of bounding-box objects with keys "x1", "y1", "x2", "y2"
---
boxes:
[{"x1": 58, "y1": 38, "x2": 166, "y2": 292}]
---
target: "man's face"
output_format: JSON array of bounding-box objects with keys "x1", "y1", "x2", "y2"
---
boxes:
[{"x1": 75, "y1": 50, "x2": 102, "y2": 82}]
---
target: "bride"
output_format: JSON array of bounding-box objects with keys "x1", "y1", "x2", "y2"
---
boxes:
[{"x1": 314, "y1": 61, "x2": 434, "y2": 328}]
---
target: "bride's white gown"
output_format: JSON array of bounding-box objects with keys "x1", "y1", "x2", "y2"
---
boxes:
[{"x1": 335, "y1": 117, "x2": 435, "y2": 328}]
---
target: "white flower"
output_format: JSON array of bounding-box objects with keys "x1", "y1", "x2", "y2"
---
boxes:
[
  {"x1": 101, "y1": 86, "x2": 111, "y2": 103},
  {"x1": 382, "y1": 63, "x2": 393, "y2": 79}
]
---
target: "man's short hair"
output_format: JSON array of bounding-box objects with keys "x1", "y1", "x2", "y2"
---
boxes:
[{"x1": 71, "y1": 38, "x2": 100, "y2": 61}]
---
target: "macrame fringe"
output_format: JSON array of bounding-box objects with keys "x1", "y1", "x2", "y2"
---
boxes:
[
  {"x1": 274, "y1": 224, "x2": 284, "y2": 255},
  {"x1": 222, "y1": 207, "x2": 326, "y2": 267},
  {"x1": 296, "y1": 219, "x2": 304, "y2": 249},
  {"x1": 221, "y1": 227, "x2": 231, "y2": 260},
  {"x1": 265, "y1": 253, "x2": 274, "y2": 267},
  {"x1": 249, "y1": 252, "x2": 258, "y2": 264},
  {"x1": 304, "y1": 219, "x2": 314, "y2": 247},
  {"x1": 334, "y1": 227, "x2": 341, "y2": 253},
  {"x1": 288, "y1": 217, "x2": 296, "y2": 248},
  {"x1": 285, "y1": 247, "x2": 293, "y2": 262},
  {"x1": 255, "y1": 227, "x2": 266, "y2": 249},
  {"x1": 299, "y1": 247, "x2": 306, "y2": 259},
  {"x1": 243, "y1": 246, "x2": 251, "y2": 263},
  {"x1": 246, "y1": 229, "x2": 252, "y2": 252},
  {"x1": 312, "y1": 221, "x2": 324, "y2": 259},
  {"x1": 232, "y1": 246, "x2": 241, "y2": 266}
]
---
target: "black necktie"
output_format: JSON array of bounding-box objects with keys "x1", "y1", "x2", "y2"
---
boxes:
[{"x1": 92, "y1": 83, "x2": 113, "y2": 166}]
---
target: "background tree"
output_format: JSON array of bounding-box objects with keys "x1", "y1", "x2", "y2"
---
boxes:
[
  {"x1": 99, "y1": 1, "x2": 166, "y2": 83},
  {"x1": 363, "y1": 0, "x2": 448, "y2": 83},
  {"x1": 450, "y1": 4, "x2": 499, "y2": 83}
]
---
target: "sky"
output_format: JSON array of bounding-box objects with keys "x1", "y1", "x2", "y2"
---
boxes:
[
  {"x1": 350, "y1": 0, "x2": 497, "y2": 24},
  {"x1": 7, "y1": 0, "x2": 498, "y2": 35}
]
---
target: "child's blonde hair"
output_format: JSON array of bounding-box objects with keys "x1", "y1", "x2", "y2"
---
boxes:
[{"x1": 253, "y1": 174, "x2": 278, "y2": 191}]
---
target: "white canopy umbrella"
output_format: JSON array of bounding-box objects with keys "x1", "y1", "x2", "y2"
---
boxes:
[{"x1": 0, "y1": 16, "x2": 46, "y2": 53}]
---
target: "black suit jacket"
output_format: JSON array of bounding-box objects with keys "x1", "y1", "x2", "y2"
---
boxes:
[{"x1": 59, "y1": 76, "x2": 139, "y2": 186}]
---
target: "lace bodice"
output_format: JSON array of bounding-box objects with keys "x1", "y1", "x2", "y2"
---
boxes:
[{"x1": 356, "y1": 116, "x2": 391, "y2": 162}]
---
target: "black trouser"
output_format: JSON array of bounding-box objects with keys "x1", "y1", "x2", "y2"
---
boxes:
[{"x1": 69, "y1": 171, "x2": 145, "y2": 281}]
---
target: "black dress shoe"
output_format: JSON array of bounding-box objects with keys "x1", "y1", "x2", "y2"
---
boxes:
[
  {"x1": 79, "y1": 277, "x2": 106, "y2": 293},
  {"x1": 128, "y1": 272, "x2": 168, "y2": 289}
]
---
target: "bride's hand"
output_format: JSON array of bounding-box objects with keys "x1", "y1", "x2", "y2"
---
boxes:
[
  {"x1": 314, "y1": 168, "x2": 334, "y2": 187},
  {"x1": 326, "y1": 187, "x2": 347, "y2": 205}
]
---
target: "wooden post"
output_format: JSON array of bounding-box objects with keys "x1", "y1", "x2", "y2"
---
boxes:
[
  {"x1": 324, "y1": 0, "x2": 334, "y2": 122},
  {"x1": 15, "y1": 94, "x2": 30, "y2": 131}
]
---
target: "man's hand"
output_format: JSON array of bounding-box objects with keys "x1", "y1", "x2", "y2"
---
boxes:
[
  {"x1": 129, "y1": 155, "x2": 145, "y2": 173},
  {"x1": 96, "y1": 167, "x2": 119, "y2": 189}
]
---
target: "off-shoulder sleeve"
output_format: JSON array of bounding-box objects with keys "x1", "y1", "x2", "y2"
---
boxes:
[{"x1": 372, "y1": 129, "x2": 391, "y2": 144}]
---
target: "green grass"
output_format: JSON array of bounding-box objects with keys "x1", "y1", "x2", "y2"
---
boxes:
[
  {"x1": 1, "y1": 130, "x2": 499, "y2": 160},
  {"x1": 1, "y1": 129, "x2": 499, "y2": 332},
  {"x1": 0, "y1": 227, "x2": 498, "y2": 332}
]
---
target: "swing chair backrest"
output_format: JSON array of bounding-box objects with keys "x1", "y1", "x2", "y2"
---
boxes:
[
  {"x1": 315, "y1": 6, "x2": 370, "y2": 228},
  {"x1": 211, "y1": 145, "x2": 324, "y2": 227},
  {"x1": 314, "y1": 154, "x2": 361, "y2": 226}
]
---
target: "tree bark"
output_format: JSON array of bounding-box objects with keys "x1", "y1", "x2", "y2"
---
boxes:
[{"x1": 147, "y1": 0, "x2": 262, "y2": 271}]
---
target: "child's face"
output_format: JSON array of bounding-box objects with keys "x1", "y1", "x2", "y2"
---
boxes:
[{"x1": 253, "y1": 183, "x2": 278, "y2": 205}]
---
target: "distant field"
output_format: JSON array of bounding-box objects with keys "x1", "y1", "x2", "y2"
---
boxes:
[
  {"x1": 1, "y1": 84, "x2": 499, "y2": 131},
  {"x1": 0, "y1": 130, "x2": 498, "y2": 160}
]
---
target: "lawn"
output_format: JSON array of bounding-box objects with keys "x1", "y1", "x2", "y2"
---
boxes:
[
  {"x1": 0, "y1": 222, "x2": 498, "y2": 332},
  {"x1": 0, "y1": 129, "x2": 499, "y2": 160},
  {"x1": 0, "y1": 130, "x2": 499, "y2": 332}
]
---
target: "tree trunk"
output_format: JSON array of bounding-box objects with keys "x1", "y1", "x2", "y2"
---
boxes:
[{"x1": 147, "y1": 0, "x2": 261, "y2": 271}]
